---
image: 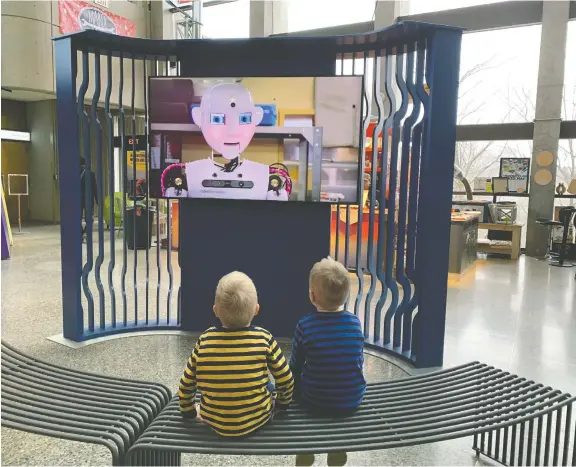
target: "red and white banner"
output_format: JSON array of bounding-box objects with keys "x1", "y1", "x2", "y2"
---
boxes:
[{"x1": 58, "y1": 0, "x2": 135, "y2": 37}]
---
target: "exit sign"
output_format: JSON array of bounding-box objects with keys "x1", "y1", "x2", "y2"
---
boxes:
[{"x1": 94, "y1": 0, "x2": 109, "y2": 8}]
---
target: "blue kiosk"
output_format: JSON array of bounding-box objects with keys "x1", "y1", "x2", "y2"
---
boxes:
[{"x1": 54, "y1": 21, "x2": 462, "y2": 369}]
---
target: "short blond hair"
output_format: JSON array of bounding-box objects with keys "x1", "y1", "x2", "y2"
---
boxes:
[
  {"x1": 309, "y1": 258, "x2": 350, "y2": 311},
  {"x1": 215, "y1": 271, "x2": 258, "y2": 328}
]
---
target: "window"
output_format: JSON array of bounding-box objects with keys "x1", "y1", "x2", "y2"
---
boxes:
[
  {"x1": 558, "y1": 139, "x2": 575, "y2": 188},
  {"x1": 458, "y1": 26, "x2": 541, "y2": 125},
  {"x1": 202, "y1": 0, "x2": 249, "y2": 38},
  {"x1": 409, "y1": 0, "x2": 512, "y2": 15},
  {"x1": 287, "y1": 0, "x2": 376, "y2": 33},
  {"x1": 563, "y1": 21, "x2": 575, "y2": 122}
]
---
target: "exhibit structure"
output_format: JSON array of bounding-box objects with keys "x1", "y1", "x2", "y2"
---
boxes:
[{"x1": 53, "y1": 21, "x2": 462, "y2": 368}]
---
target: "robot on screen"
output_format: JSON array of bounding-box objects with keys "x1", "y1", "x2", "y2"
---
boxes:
[{"x1": 161, "y1": 83, "x2": 291, "y2": 201}]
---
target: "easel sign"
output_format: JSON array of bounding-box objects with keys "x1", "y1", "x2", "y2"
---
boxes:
[
  {"x1": 499, "y1": 158, "x2": 530, "y2": 194},
  {"x1": 8, "y1": 173, "x2": 29, "y2": 234}
]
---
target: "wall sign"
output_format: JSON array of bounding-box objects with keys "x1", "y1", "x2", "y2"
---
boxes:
[
  {"x1": 59, "y1": 0, "x2": 135, "y2": 37},
  {"x1": 499, "y1": 157, "x2": 530, "y2": 193},
  {"x1": 1, "y1": 130, "x2": 31, "y2": 142}
]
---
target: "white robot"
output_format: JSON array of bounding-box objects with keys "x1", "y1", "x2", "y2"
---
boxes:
[{"x1": 161, "y1": 83, "x2": 291, "y2": 201}]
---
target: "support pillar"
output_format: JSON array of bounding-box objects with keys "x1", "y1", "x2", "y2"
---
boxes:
[
  {"x1": 249, "y1": 0, "x2": 288, "y2": 37},
  {"x1": 525, "y1": 0, "x2": 570, "y2": 257}
]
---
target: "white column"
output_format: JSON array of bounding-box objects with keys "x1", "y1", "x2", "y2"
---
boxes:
[
  {"x1": 525, "y1": 0, "x2": 570, "y2": 257},
  {"x1": 249, "y1": 0, "x2": 288, "y2": 37}
]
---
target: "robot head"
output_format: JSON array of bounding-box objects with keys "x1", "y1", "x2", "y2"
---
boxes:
[{"x1": 192, "y1": 83, "x2": 263, "y2": 160}]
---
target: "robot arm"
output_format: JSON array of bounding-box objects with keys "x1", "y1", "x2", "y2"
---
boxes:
[{"x1": 267, "y1": 164, "x2": 292, "y2": 201}]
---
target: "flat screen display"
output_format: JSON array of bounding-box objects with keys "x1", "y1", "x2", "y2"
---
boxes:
[{"x1": 149, "y1": 76, "x2": 363, "y2": 203}]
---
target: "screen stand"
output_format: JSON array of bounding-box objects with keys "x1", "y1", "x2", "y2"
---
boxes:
[{"x1": 179, "y1": 199, "x2": 331, "y2": 337}]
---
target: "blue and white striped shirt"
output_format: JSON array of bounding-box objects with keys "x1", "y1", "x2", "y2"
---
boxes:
[{"x1": 290, "y1": 311, "x2": 366, "y2": 411}]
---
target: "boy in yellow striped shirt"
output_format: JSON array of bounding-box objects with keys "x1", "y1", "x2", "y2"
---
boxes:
[{"x1": 178, "y1": 271, "x2": 294, "y2": 436}]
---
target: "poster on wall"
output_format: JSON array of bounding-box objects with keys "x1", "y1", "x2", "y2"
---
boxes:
[
  {"x1": 58, "y1": 0, "x2": 136, "y2": 37},
  {"x1": 499, "y1": 158, "x2": 531, "y2": 193}
]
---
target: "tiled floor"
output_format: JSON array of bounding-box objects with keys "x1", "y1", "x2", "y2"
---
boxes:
[{"x1": 2, "y1": 225, "x2": 575, "y2": 465}]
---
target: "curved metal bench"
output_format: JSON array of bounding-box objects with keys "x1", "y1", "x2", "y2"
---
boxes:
[
  {"x1": 127, "y1": 362, "x2": 576, "y2": 466},
  {"x1": 1, "y1": 342, "x2": 172, "y2": 466}
]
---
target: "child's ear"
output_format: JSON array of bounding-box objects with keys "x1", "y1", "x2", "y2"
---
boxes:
[
  {"x1": 213, "y1": 304, "x2": 218, "y2": 317},
  {"x1": 255, "y1": 304, "x2": 260, "y2": 316}
]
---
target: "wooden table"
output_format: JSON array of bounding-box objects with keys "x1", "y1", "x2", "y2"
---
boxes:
[{"x1": 477, "y1": 223, "x2": 523, "y2": 260}]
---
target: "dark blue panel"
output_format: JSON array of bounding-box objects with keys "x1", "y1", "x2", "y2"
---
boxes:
[
  {"x1": 179, "y1": 200, "x2": 331, "y2": 337},
  {"x1": 411, "y1": 29, "x2": 462, "y2": 368},
  {"x1": 54, "y1": 38, "x2": 83, "y2": 341}
]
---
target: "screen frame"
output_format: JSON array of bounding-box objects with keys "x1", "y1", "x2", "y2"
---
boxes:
[{"x1": 147, "y1": 75, "x2": 365, "y2": 205}]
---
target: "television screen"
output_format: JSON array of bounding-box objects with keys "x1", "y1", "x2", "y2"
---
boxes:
[{"x1": 149, "y1": 76, "x2": 363, "y2": 203}]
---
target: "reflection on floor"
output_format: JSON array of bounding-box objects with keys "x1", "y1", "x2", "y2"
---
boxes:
[{"x1": 2, "y1": 225, "x2": 575, "y2": 466}]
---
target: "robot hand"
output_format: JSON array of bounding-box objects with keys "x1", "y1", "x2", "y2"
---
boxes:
[
  {"x1": 161, "y1": 163, "x2": 188, "y2": 198},
  {"x1": 266, "y1": 189, "x2": 289, "y2": 201},
  {"x1": 268, "y1": 164, "x2": 291, "y2": 201}
]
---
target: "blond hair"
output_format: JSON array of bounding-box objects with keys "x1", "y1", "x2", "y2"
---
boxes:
[
  {"x1": 309, "y1": 258, "x2": 350, "y2": 311},
  {"x1": 215, "y1": 271, "x2": 258, "y2": 328}
]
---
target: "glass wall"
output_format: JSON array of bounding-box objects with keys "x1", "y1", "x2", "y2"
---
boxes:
[
  {"x1": 409, "y1": 0, "x2": 512, "y2": 15},
  {"x1": 202, "y1": 0, "x2": 250, "y2": 38},
  {"x1": 287, "y1": 0, "x2": 376, "y2": 33},
  {"x1": 458, "y1": 26, "x2": 541, "y2": 124}
]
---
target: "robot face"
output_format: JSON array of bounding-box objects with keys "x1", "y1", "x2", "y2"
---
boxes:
[{"x1": 192, "y1": 83, "x2": 263, "y2": 160}]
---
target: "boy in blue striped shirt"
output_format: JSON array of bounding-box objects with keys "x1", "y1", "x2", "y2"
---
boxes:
[{"x1": 290, "y1": 257, "x2": 366, "y2": 466}]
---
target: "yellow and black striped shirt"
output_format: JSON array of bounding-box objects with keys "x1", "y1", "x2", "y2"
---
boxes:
[{"x1": 178, "y1": 325, "x2": 294, "y2": 436}]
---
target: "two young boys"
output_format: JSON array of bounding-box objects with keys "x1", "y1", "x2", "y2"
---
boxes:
[{"x1": 178, "y1": 258, "x2": 366, "y2": 462}]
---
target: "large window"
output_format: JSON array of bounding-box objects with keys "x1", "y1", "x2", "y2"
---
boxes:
[
  {"x1": 287, "y1": 0, "x2": 376, "y2": 33},
  {"x1": 409, "y1": 0, "x2": 512, "y2": 15},
  {"x1": 563, "y1": 21, "x2": 575, "y2": 121},
  {"x1": 202, "y1": 0, "x2": 249, "y2": 38},
  {"x1": 457, "y1": 26, "x2": 541, "y2": 125}
]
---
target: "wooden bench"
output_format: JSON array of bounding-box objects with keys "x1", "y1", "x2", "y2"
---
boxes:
[
  {"x1": 477, "y1": 223, "x2": 523, "y2": 260},
  {"x1": 126, "y1": 362, "x2": 576, "y2": 466},
  {"x1": 0, "y1": 342, "x2": 172, "y2": 466}
]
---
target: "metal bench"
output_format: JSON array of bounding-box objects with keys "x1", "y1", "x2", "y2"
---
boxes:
[
  {"x1": 1, "y1": 342, "x2": 172, "y2": 466},
  {"x1": 127, "y1": 362, "x2": 576, "y2": 466}
]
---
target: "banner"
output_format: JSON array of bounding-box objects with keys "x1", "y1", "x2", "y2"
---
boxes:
[{"x1": 59, "y1": 0, "x2": 135, "y2": 37}]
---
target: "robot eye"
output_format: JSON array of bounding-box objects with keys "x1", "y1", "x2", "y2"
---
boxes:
[
  {"x1": 210, "y1": 113, "x2": 226, "y2": 125},
  {"x1": 239, "y1": 113, "x2": 252, "y2": 125}
]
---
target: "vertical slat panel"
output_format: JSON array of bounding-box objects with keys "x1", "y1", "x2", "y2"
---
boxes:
[
  {"x1": 352, "y1": 52, "x2": 368, "y2": 317},
  {"x1": 411, "y1": 29, "x2": 462, "y2": 367},
  {"x1": 395, "y1": 43, "x2": 417, "y2": 351},
  {"x1": 376, "y1": 47, "x2": 394, "y2": 346},
  {"x1": 165, "y1": 57, "x2": 174, "y2": 324},
  {"x1": 105, "y1": 53, "x2": 117, "y2": 328},
  {"x1": 120, "y1": 53, "x2": 129, "y2": 327},
  {"x1": 131, "y1": 57, "x2": 139, "y2": 325},
  {"x1": 142, "y1": 60, "x2": 150, "y2": 325},
  {"x1": 91, "y1": 51, "x2": 106, "y2": 330},
  {"x1": 404, "y1": 40, "x2": 428, "y2": 354},
  {"x1": 383, "y1": 48, "x2": 403, "y2": 347},
  {"x1": 155, "y1": 58, "x2": 162, "y2": 326},
  {"x1": 55, "y1": 37, "x2": 84, "y2": 341},
  {"x1": 373, "y1": 49, "x2": 389, "y2": 344},
  {"x1": 364, "y1": 50, "x2": 382, "y2": 339},
  {"x1": 402, "y1": 41, "x2": 424, "y2": 354},
  {"x1": 79, "y1": 50, "x2": 95, "y2": 333}
]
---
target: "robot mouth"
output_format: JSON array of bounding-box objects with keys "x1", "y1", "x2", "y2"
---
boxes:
[{"x1": 223, "y1": 142, "x2": 240, "y2": 147}]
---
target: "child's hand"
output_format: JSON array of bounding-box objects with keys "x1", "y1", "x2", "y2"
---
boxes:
[{"x1": 195, "y1": 403, "x2": 204, "y2": 423}]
